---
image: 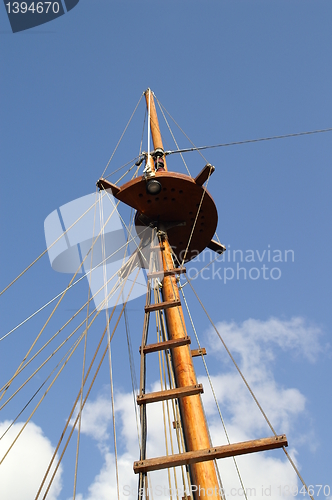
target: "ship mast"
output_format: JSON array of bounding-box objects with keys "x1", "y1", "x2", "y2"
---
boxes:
[
  {"x1": 97, "y1": 88, "x2": 288, "y2": 500},
  {"x1": 144, "y1": 88, "x2": 222, "y2": 498}
]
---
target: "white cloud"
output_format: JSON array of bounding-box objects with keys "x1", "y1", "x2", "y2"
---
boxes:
[
  {"x1": 201, "y1": 316, "x2": 323, "y2": 438},
  {"x1": 73, "y1": 317, "x2": 321, "y2": 500},
  {"x1": 77, "y1": 451, "x2": 136, "y2": 500},
  {"x1": 0, "y1": 420, "x2": 62, "y2": 500},
  {"x1": 70, "y1": 394, "x2": 113, "y2": 442},
  {"x1": 208, "y1": 317, "x2": 323, "y2": 372}
]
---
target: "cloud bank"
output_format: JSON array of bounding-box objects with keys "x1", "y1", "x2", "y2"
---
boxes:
[
  {"x1": 72, "y1": 316, "x2": 322, "y2": 499},
  {"x1": 0, "y1": 420, "x2": 62, "y2": 500},
  {"x1": 0, "y1": 317, "x2": 321, "y2": 499}
]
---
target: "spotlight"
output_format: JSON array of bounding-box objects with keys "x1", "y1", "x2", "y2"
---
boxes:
[{"x1": 146, "y1": 179, "x2": 162, "y2": 195}]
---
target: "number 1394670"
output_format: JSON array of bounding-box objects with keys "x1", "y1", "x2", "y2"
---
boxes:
[{"x1": 5, "y1": 2, "x2": 60, "y2": 14}]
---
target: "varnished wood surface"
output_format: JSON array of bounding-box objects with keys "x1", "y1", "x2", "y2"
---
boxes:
[
  {"x1": 161, "y1": 239, "x2": 221, "y2": 497},
  {"x1": 194, "y1": 163, "x2": 215, "y2": 186},
  {"x1": 145, "y1": 89, "x2": 168, "y2": 171},
  {"x1": 191, "y1": 348, "x2": 207, "y2": 357},
  {"x1": 98, "y1": 170, "x2": 218, "y2": 263},
  {"x1": 144, "y1": 299, "x2": 181, "y2": 313},
  {"x1": 140, "y1": 336, "x2": 191, "y2": 354},
  {"x1": 134, "y1": 435, "x2": 288, "y2": 473},
  {"x1": 136, "y1": 384, "x2": 203, "y2": 406},
  {"x1": 147, "y1": 267, "x2": 186, "y2": 279}
]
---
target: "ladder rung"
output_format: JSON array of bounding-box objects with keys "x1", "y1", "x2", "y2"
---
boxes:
[
  {"x1": 133, "y1": 434, "x2": 288, "y2": 473},
  {"x1": 145, "y1": 299, "x2": 181, "y2": 313},
  {"x1": 191, "y1": 348, "x2": 207, "y2": 357},
  {"x1": 140, "y1": 337, "x2": 191, "y2": 354},
  {"x1": 137, "y1": 384, "x2": 203, "y2": 406},
  {"x1": 150, "y1": 245, "x2": 165, "y2": 251},
  {"x1": 147, "y1": 267, "x2": 186, "y2": 279}
]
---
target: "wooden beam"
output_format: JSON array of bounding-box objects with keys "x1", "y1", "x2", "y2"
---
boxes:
[
  {"x1": 147, "y1": 267, "x2": 186, "y2": 279},
  {"x1": 194, "y1": 164, "x2": 215, "y2": 186},
  {"x1": 150, "y1": 245, "x2": 165, "y2": 251},
  {"x1": 140, "y1": 336, "x2": 191, "y2": 354},
  {"x1": 207, "y1": 239, "x2": 226, "y2": 255},
  {"x1": 96, "y1": 178, "x2": 120, "y2": 196},
  {"x1": 191, "y1": 348, "x2": 207, "y2": 357},
  {"x1": 134, "y1": 434, "x2": 288, "y2": 473},
  {"x1": 145, "y1": 89, "x2": 168, "y2": 171},
  {"x1": 145, "y1": 299, "x2": 181, "y2": 313},
  {"x1": 137, "y1": 384, "x2": 203, "y2": 406}
]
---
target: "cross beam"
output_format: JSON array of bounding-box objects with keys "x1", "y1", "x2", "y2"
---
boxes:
[{"x1": 133, "y1": 434, "x2": 288, "y2": 474}]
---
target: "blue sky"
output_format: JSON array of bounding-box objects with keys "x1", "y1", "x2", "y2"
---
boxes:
[{"x1": 1, "y1": 2, "x2": 331, "y2": 499}]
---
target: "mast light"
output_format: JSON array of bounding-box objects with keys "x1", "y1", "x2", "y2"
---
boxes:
[{"x1": 146, "y1": 178, "x2": 162, "y2": 195}]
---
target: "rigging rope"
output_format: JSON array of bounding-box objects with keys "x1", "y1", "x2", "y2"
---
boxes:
[
  {"x1": 0, "y1": 92, "x2": 143, "y2": 301},
  {"x1": 157, "y1": 302, "x2": 193, "y2": 498},
  {"x1": 0, "y1": 322, "x2": 88, "y2": 412},
  {"x1": 115, "y1": 160, "x2": 141, "y2": 185},
  {"x1": 123, "y1": 211, "x2": 141, "y2": 448},
  {"x1": 180, "y1": 164, "x2": 213, "y2": 266},
  {"x1": 0, "y1": 252, "x2": 131, "y2": 436},
  {"x1": 122, "y1": 207, "x2": 142, "y2": 448},
  {"x1": 179, "y1": 253, "x2": 221, "y2": 289},
  {"x1": 3, "y1": 89, "x2": 322, "y2": 499},
  {"x1": 156, "y1": 234, "x2": 218, "y2": 499},
  {"x1": 0, "y1": 196, "x2": 102, "y2": 299},
  {"x1": 156, "y1": 98, "x2": 191, "y2": 176},
  {"x1": 163, "y1": 126, "x2": 332, "y2": 156},
  {"x1": 0, "y1": 223, "x2": 149, "y2": 426},
  {"x1": 154, "y1": 97, "x2": 208, "y2": 163},
  {"x1": 186, "y1": 277, "x2": 316, "y2": 500},
  {"x1": 73, "y1": 189, "x2": 98, "y2": 500},
  {"x1": 180, "y1": 286, "x2": 244, "y2": 500},
  {"x1": 103, "y1": 189, "x2": 149, "y2": 268},
  {"x1": 36, "y1": 266, "x2": 140, "y2": 499},
  {"x1": 138, "y1": 266, "x2": 153, "y2": 499},
  {"x1": 0, "y1": 330, "x2": 84, "y2": 443},
  {"x1": 124, "y1": 302, "x2": 141, "y2": 446},
  {"x1": 103, "y1": 156, "x2": 141, "y2": 180},
  {"x1": 101, "y1": 93, "x2": 143, "y2": 178},
  {"x1": 154, "y1": 287, "x2": 178, "y2": 499},
  {"x1": 0, "y1": 198, "x2": 152, "y2": 343},
  {"x1": 7, "y1": 194, "x2": 143, "y2": 496},
  {"x1": 0, "y1": 317, "x2": 87, "y2": 468},
  {"x1": 0, "y1": 239, "x2": 145, "y2": 402},
  {"x1": 0, "y1": 198, "x2": 128, "y2": 401},
  {"x1": 100, "y1": 194, "x2": 120, "y2": 500}
]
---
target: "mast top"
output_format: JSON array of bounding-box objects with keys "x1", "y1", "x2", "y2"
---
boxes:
[{"x1": 96, "y1": 90, "x2": 225, "y2": 263}]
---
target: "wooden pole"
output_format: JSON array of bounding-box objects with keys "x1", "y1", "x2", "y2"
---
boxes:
[
  {"x1": 134, "y1": 434, "x2": 288, "y2": 473},
  {"x1": 144, "y1": 89, "x2": 221, "y2": 499},
  {"x1": 144, "y1": 88, "x2": 168, "y2": 171}
]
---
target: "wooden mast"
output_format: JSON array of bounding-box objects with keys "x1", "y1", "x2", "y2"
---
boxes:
[
  {"x1": 144, "y1": 88, "x2": 221, "y2": 499},
  {"x1": 97, "y1": 89, "x2": 288, "y2": 497}
]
